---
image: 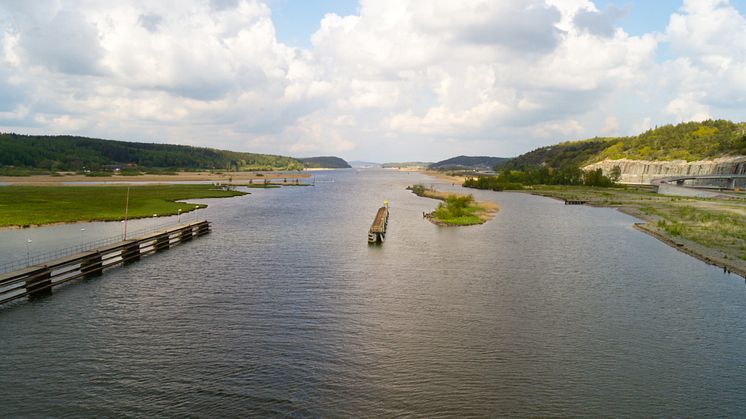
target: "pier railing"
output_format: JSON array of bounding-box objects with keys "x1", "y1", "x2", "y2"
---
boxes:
[
  {"x1": 0, "y1": 220, "x2": 210, "y2": 305},
  {"x1": 0, "y1": 221, "x2": 194, "y2": 275}
]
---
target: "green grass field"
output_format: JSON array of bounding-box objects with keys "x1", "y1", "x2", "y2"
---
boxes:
[{"x1": 0, "y1": 185, "x2": 246, "y2": 227}]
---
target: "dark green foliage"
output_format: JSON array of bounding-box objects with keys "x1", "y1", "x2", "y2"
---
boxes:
[
  {"x1": 596, "y1": 119, "x2": 746, "y2": 161},
  {"x1": 434, "y1": 195, "x2": 475, "y2": 219},
  {"x1": 464, "y1": 166, "x2": 615, "y2": 189},
  {"x1": 0, "y1": 167, "x2": 55, "y2": 176},
  {"x1": 582, "y1": 168, "x2": 615, "y2": 187},
  {"x1": 462, "y1": 177, "x2": 523, "y2": 191},
  {"x1": 429, "y1": 155, "x2": 509, "y2": 170},
  {"x1": 504, "y1": 119, "x2": 746, "y2": 171},
  {"x1": 503, "y1": 138, "x2": 615, "y2": 171},
  {"x1": 609, "y1": 165, "x2": 622, "y2": 182},
  {"x1": 297, "y1": 156, "x2": 351, "y2": 168},
  {"x1": 0, "y1": 133, "x2": 304, "y2": 171},
  {"x1": 431, "y1": 195, "x2": 484, "y2": 225},
  {"x1": 407, "y1": 184, "x2": 428, "y2": 196}
]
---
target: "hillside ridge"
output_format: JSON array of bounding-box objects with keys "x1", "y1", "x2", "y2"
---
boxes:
[{"x1": 0, "y1": 133, "x2": 302, "y2": 171}]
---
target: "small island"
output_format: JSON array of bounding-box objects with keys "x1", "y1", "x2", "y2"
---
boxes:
[{"x1": 408, "y1": 184, "x2": 498, "y2": 226}]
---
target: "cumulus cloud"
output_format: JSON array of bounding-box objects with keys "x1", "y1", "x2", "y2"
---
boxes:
[
  {"x1": 0, "y1": 0, "x2": 744, "y2": 161},
  {"x1": 654, "y1": 0, "x2": 746, "y2": 122},
  {"x1": 573, "y1": 6, "x2": 626, "y2": 37}
]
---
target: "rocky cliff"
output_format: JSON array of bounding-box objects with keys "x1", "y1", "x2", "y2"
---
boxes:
[{"x1": 583, "y1": 156, "x2": 746, "y2": 184}]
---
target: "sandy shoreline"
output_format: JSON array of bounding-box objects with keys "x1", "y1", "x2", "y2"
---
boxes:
[{"x1": 0, "y1": 171, "x2": 311, "y2": 186}]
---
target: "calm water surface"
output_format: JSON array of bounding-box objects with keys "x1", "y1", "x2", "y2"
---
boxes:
[{"x1": 1, "y1": 169, "x2": 744, "y2": 417}]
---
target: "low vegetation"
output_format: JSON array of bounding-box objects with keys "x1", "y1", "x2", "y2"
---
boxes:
[
  {"x1": 463, "y1": 166, "x2": 617, "y2": 191},
  {"x1": 408, "y1": 184, "x2": 497, "y2": 226},
  {"x1": 525, "y1": 185, "x2": 746, "y2": 262},
  {"x1": 503, "y1": 119, "x2": 746, "y2": 171},
  {"x1": 0, "y1": 185, "x2": 246, "y2": 228}
]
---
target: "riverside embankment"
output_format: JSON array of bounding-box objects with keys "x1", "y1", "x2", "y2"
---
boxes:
[{"x1": 523, "y1": 185, "x2": 746, "y2": 278}]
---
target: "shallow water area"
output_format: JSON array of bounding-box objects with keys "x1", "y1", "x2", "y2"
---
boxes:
[{"x1": 0, "y1": 169, "x2": 744, "y2": 417}]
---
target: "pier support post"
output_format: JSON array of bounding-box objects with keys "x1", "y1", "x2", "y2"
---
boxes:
[
  {"x1": 25, "y1": 266, "x2": 52, "y2": 297},
  {"x1": 195, "y1": 222, "x2": 210, "y2": 237},
  {"x1": 180, "y1": 227, "x2": 193, "y2": 243},
  {"x1": 122, "y1": 241, "x2": 141, "y2": 263},
  {"x1": 81, "y1": 252, "x2": 103, "y2": 277},
  {"x1": 154, "y1": 233, "x2": 170, "y2": 252}
]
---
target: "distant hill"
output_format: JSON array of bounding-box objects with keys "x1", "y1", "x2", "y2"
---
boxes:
[
  {"x1": 381, "y1": 162, "x2": 432, "y2": 168},
  {"x1": 429, "y1": 155, "x2": 510, "y2": 170},
  {"x1": 349, "y1": 160, "x2": 381, "y2": 168},
  {"x1": 505, "y1": 119, "x2": 746, "y2": 170},
  {"x1": 0, "y1": 133, "x2": 302, "y2": 171},
  {"x1": 503, "y1": 138, "x2": 614, "y2": 170},
  {"x1": 297, "y1": 156, "x2": 351, "y2": 168}
]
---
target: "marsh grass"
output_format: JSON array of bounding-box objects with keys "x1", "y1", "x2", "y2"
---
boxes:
[
  {"x1": 0, "y1": 184, "x2": 246, "y2": 227},
  {"x1": 529, "y1": 185, "x2": 746, "y2": 263}
]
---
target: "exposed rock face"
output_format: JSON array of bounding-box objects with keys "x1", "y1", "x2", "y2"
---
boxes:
[{"x1": 583, "y1": 156, "x2": 746, "y2": 184}]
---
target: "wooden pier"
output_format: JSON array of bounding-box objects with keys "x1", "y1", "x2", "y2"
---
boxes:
[
  {"x1": 564, "y1": 200, "x2": 587, "y2": 205},
  {"x1": 368, "y1": 203, "x2": 389, "y2": 244},
  {"x1": 0, "y1": 220, "x2": 210, "y2": 305}
]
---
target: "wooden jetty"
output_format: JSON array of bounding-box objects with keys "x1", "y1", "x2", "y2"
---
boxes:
[
  {"x1": 368, "y1": 202, "x2": 389, "y2": 244},
  {"x1": 564, "y1": 200, "x2": 587, "y2": 205},
  {"x1": 0, "y1": 220, "x2": 210, "y2": 306}
]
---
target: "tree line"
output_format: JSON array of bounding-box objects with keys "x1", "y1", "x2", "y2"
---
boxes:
[
  {"x1": 0, "y1": 133, "x2": 304, "y2": 171},
  {"x1": 463, "y1": 166, "x2": 619, "y2": 191}
]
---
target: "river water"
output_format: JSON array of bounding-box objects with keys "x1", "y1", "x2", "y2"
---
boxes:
[{"x1": 0, "y1": 169, "x2": 744, "y2": 417}]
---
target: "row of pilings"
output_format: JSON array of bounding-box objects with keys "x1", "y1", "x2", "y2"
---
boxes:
[{"x1": 0, "y1": 220, "x2": 210, "y2": 305}]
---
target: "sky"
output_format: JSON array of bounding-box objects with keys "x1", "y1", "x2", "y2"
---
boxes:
[{"x1": 0, "y1": 0, "x2": 745, "y2": 162}]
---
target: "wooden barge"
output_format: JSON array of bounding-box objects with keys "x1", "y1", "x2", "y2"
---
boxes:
[{"x1": 368, "y1": 202, "x2": 389, "y2": 244}]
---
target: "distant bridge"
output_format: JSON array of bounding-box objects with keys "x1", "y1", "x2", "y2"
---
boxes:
[{"x1": 652, "y1": 174, "x2": 746, "y2": 190}]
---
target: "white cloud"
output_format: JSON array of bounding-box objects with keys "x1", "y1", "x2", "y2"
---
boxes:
[
  {"x1": 601, "y1": 116, "x2": 620, "y2": 135},
  {"x1": 0, "y1": 0, "x2": 744, "y2": 161}
]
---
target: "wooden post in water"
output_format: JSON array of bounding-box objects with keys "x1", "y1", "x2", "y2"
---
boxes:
[
  {"x1": 25, "y1": 266, "x2": 52, "y2": 297},
  {"x1": 122, "y1": 241, "x2": 141, "y2": 263},
  {"x1": 195, "y1": 222, "x2": 210, "y2": 237},
  {"x1": 180, "y1": 227, "x2": 193, "y2": 243},
  {"x1": 80, "y1": 252, "x2": 103, "y2": 277},
  {"x1": 154, "y1": 233, "x2": 170, "y2": 252}
]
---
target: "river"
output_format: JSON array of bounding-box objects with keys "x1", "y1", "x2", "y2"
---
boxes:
[{"x1": 0, "y1": 169, "x2": 744, "y2": 416}]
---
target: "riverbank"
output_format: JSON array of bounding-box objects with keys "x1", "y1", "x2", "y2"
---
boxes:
[
  {"x1": 0, "y1": 171, "x2": 311, "y2": 186},
  {"x1": 408, "y1": 184, "x2": 498, "y2": 226},
  {"x1": 0, "y1": 184, "x2": 246, "y2": 228},
  {"x1": 523, "y1": 185, "x2": 746, "y2": 278}
]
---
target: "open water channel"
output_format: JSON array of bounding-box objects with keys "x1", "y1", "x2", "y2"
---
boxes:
[{"x1": 0, "y1": 169, "x2": 744, "y2": 416}]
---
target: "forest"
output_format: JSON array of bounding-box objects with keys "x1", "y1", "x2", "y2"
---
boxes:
[
  {"x1": 0, "y1": 133, "x2": 303, "y2": 172},
  {"x1": 297, "y1": 156, "x2": 351, "y2": 168},
  {"x1": 505, "y1": 120, "x2": 746, "y2": 171}
]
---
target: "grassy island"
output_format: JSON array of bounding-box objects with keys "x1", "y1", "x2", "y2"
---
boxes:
[
  {"x1": 0, "y1": 184, "x2": 247, "y2": 228},
  {"x1": 408, "y1": 184, "x2": 498, "y2": 226}
]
